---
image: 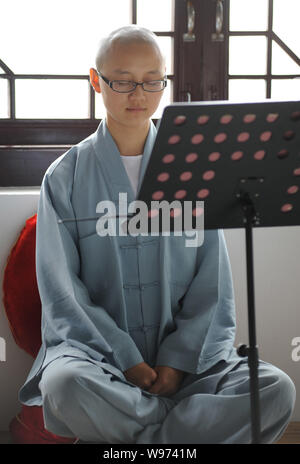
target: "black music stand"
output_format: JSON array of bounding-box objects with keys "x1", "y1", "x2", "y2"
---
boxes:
[{"x1": 137, "y1": 99, "x2": 300, "y2": 444}]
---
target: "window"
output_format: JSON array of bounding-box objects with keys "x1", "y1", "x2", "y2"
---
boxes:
[
  {"x1": 0, "y1": 0, "x2": 174, "y2": 120},
  {"x1": 227, "y1": 0, "x2": 300, "y2": 101}
]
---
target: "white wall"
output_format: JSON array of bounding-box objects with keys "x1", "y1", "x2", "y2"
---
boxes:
[
  {"x1": 224, "y1": 225, "x2": 300, "y2": 421},
  {"x1": 0, "y1": 190, "x2": 299, "y2": 432}
]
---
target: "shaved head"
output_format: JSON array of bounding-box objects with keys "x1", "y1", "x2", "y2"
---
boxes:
[{"x1": 95, "y1": 25, "x2": 166, "y2": 72}]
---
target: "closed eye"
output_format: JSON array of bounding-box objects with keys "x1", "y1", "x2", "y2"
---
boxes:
[{"x1": 115, "y1": 80, "x2": 133, "y2": 85}]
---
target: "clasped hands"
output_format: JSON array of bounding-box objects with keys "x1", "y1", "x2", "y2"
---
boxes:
[{"x1": 123, "y1": 361, "x2": 187, "y2": 397}]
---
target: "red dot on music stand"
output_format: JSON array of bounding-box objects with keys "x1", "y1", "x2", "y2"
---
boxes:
[
  {"x1": 148, "y1": 209, "x2": 159, "y2": 218},
  {"x1": 266, "y1": 113, "x2": 279, "y2": 123},
  {"x1": 214, "y1": 133, "x2": 227, "y2": 143},
  {"x1": 243, "y1": 114, "x2": 256, "y2": 123},
  {"x1": 168, "y1": 135, "x2": 181, "y2": 144},
  {"x1": 293, "y1": 168, "x2": 300, "y2": 176},
  {"x1": 281, "y1": 203, "x2": 293, "y2": 213},
  {"x1": 287, "y1": 185, "x2": 299, "y2": 195},
  {"x1": 291, "y1": 111, "x2": 300, "y2": 121},
  {"x1": 283, "y1": 130, "x2": 295, "y2": 141},
  {"x1": 203, "y1": 170, "x2": 215, "y2": 181},
  {"x1": 174, "y1": 190, "x2": 187, "y2": 199},
  {"x1": 220, "y1": 114, "x2": 233, "y2": 124},
  {"x1": 191, "y1": 134, "x2": 204, "y2": 144},
  {"x1": 197, "y1": 189, "x2": 210, "y2": 199},
  {"x1": 260, "y1": 131, "x2": 272, "y2": 142},
  {"x1": 231, "y1": 151, "x2": 244, "y2": 161},
  {"x1": 278, "y1": 149, "x2": 289, "y2": 159},
  {"x1": 162, "y1": 154, "x2": 175, "y2": 164},
  {"x1": 170, "y1": 208, "x2": 182, "y2": 218},
  {"x1": 197, "y1": 115, "x2": 209, "y2": 125},
  {"x1": 254, "y1": 150, "x2": 266, "y2": 160},
  {"x1": 208, "y1": 152, "x2": 221, "y2": 162},
  {"x1": 193, "y1": 207, "x2": 204, "y2": 217},
  {"x1": 185, "y1": 153, "x2": 198, "y2": 163},
  {"x1": 237, "y1": 132, "x2": 250, "y2": 142},
  {"x1": 174, "y1": 115, "x2": 186, "y2": 126},
  {"x1": 180, "y1": 171, "x2": 193, "y2": 181},
  {"x1": 152, "y1": 191, "x2": 164, "y2": 200},
  {"x1": 157, "y1": 172, "x2": 170, "y2": 182}
]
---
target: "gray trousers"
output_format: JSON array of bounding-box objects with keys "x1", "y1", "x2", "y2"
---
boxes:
[{"x1": 38, "y1": 351, "x2": 296, "y2": 444}]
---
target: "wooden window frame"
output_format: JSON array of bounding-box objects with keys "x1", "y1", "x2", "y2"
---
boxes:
[
  {"x1": 0, "y1": 0, "x2": 175, "y2": 135},
  {"x1": 226, "y1": 0, "x2": 300, "y2": 99}
]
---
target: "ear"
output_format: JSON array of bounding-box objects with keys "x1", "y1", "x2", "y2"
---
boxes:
[{"x1": 89, "y1": 68, "x2": 101, "y2": 94}]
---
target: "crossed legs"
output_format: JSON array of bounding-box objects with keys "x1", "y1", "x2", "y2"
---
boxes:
[{"x1": 38, "y1": 354, "x2": 296, "y2": 444}]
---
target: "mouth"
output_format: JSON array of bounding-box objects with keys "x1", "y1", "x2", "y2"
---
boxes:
[{"x1": 126, "y1": 107, "x2": 147, "y2": 112}]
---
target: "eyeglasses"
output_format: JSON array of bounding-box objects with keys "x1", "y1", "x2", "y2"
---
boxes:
[{"x1": 97, "y1": 71, "x2": 167, "y2": 93}]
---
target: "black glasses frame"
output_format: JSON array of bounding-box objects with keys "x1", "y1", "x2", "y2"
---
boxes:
[{"x1": 96, "y1": 71, "x2": 167, "y2": 93}]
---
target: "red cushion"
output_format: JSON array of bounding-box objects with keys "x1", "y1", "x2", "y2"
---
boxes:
[
  {"x1": 2, "y1": 213, "x2": 77, "y2": 444},
  {"x1": 9, "y1": 405, "x2": 76, "y2": 444},
  {"x1": 2, "y1": 213, "x2": 41, "y2": 358}
]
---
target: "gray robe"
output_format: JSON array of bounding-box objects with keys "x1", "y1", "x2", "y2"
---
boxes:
[{"x1": 19, "y1": 118, "x2": 236, "y2": 406}]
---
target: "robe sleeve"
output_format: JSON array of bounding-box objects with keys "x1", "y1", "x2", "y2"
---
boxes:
[
  {"x1": 155, "y1": 229, "x2": 236, "y2": 375},
  {"x1": 36, "y1": 167, "x2": 144, "y2": 372}
]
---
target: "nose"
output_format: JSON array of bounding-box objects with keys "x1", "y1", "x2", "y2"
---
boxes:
[{"x1": 129, "y1": 83, "x2": 146, "y2": 98}]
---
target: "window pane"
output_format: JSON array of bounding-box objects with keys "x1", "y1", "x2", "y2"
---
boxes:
[
  {"x1": 229, "y1": 0, "x2": 268, "y2": 31},
  {"x1": 271, "y1": 79, "x2": 300, "y2": 100},
  {"x1": 229, "y1": 37, "x2": 267, "y2": 75},
  {"x1": 1, "y1": 0, "x2": 131, "y2": 74},
  {"x1": 156, "y1": 37, "x2": 173, "y2": 75},
  {"x1": 137, "y1": 0, "x2": 174, "y2": 31},
  {"x1": 95, "y1": 79, "x2": 173, "y2": 120},
  {"x1": 272, "y1": 41, "x2": 300, "y2": 75},
  {"x1": 273, "y1": 0, "x2": 300, "y2": 58},
  {"x1": 95, "y1": 93, "x2": 107, "y2": 120},
  {"x1": 0, "y1": 79, "x2": 9, "y2": 118},
  {"x1": 228, "y1": 79, "x2": 266, "y2": 101},
  {"x1": 15, "y1": 79, "x2": 90, "y2": 118}
]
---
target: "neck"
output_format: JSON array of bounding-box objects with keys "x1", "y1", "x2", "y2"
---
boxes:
[{"x1": 106, "y1": 116, "x2": 150, "y2": 156}]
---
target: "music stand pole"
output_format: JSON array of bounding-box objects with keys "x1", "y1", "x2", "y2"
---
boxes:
[{"x1": 237, "y1": 191, "x2": 261, "y2": 444}]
